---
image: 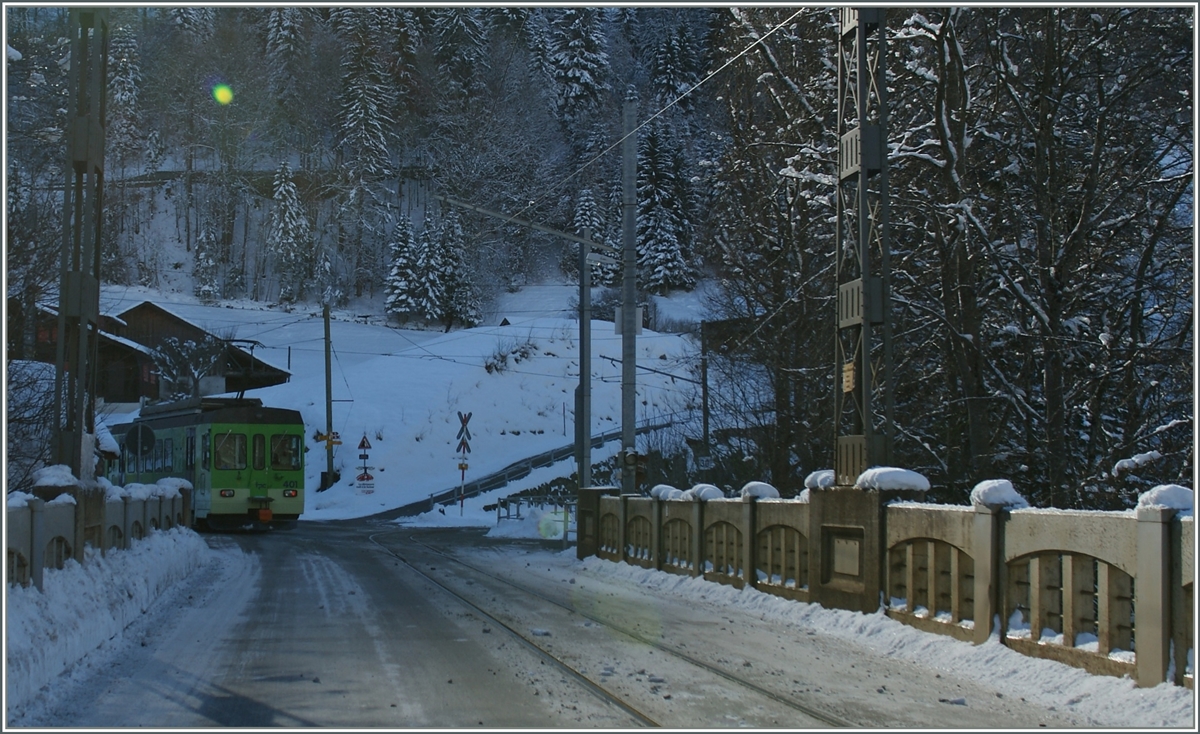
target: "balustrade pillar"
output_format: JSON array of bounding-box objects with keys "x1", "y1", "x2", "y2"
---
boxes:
[
  {"x1": 29, "y1": 498, "x2": 46, "y2": 592},
  {"x1": 742, "y1": 495, "x2": 757, "y2": 589},
  {"x1": 1136, "y1": 506, "x2": 1174, "y2": 687},
  {"x1": 972, "y1": 504, "x2": 1002, "y2": 644}
]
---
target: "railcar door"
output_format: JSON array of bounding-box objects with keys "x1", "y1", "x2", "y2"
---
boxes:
[
  {"x1": 194, "y1": 430, "x2": 212, "y2": 519},
  {"x1": 184, "y1": 427, "x2": 197, "y2": 486}
]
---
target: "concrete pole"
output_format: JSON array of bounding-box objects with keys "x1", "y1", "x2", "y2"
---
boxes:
[
  {"x1": 621, "y1": 90, "x2": 638, "y2": 496},
  {"x1": 578, "y1": 228, "x2": 592, "y2": 491}
]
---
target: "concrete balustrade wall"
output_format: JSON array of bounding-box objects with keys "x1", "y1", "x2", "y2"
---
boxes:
[
  {"x1": 7, "y1": 483, "x2": 193, "y2": 593},
  {"x1": 580, "y1": 487, "x2": 1194, "y2": 689}
]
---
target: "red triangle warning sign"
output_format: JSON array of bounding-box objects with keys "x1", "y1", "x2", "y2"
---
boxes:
[{"x1": 358, "y1": 436, "x2": 372, "y2": 450}]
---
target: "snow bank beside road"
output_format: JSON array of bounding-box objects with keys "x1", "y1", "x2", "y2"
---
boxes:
[
  {"x1": 5, "y1": 528, "x2": 213, "y2": 716},
  {"x1": 553, "y1": 551, "x2": 1194, "y2": 728}
]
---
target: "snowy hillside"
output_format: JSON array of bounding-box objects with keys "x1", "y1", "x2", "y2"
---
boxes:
[{"x1": 100, "y1": 284, "x2": 705, "y2": 521}]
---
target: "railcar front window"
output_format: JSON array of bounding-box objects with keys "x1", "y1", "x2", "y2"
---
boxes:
[
  {"x1": 215, "y1": 432, "x2": 247, "y2": 470},
  {"x1": 271, "y1": 434, "x2": 301, "y2": 471}
]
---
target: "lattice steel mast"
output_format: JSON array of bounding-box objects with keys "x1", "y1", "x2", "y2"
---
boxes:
[
  {"x1": 834, "y1": 8, "x2": 894, "y2": 486},
  {"x1": 53, "y1": 8, "x2": 109, "y2": 479}
]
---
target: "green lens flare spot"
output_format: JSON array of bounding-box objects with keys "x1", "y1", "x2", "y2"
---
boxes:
[
  {"x1": 212, "y1": 84, "x2": 234, "y2": 105},
  {"x1": 538, "y1": 511, "x2": 566, "y2": 539}
]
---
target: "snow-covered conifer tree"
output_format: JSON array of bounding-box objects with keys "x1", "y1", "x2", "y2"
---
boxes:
[
  {"x1": 336, "y1": 14, "x2": 394, "y2": 185},
  {"x1": 168, "y1": 7, "x2": 215, "y2": 43},
  {"x1": 572, "y1": 188, "x2": 617, "y2": 285},
  {"x1": 637, "y1": 121, "x2": 695, "y2": 293},
  {"x1": 265, "y1": 161, "x2": 310, "y2": 303},
  {"x1": 434, "y1": 210, "x2": 481, "y2": 331},
  {"x1": 414, "y1": 216, "x2": 444, "y2": 324},
  {"x1": 193, "y1": 224, "x2": 219, "y2": 304},
  {"x1": 651, "y1": 26, "x2": 700, "y2": 113},
  {"x1": 433, "y1": 8, "x2": 489, "y2": 97},
  {"x1": 314, "y1": 248, "x2": 341, "y2": 307},
  {"x1": 546, "y1": 9, "x2": 609, "y2": 135},
  {"x1": 106, "y1": 25, "x2": 142, "y2": 173},
  {"x1": 383, "y1": 216, "x2": 420, "y2": 320},
  {"x1": 264, "y1": 7, "x2": 307, "y2": 113}
]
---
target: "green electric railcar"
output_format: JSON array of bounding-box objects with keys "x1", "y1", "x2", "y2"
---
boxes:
[{"x1": 108, "y1": 397, "x2": 306, "y2": 529}]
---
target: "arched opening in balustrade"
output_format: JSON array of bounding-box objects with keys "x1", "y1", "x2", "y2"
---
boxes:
[
  {"x1": 7, "y1": 549, "x2": 30, "y2": 586},
  {"x1": 45, "y1": 536, "x2": 72, "y2": 570},
  {"x1": 1177, "y1": 579, "x2": 1194, "y2": 687},
  {"x1": 887, "y1": 538, "x2": 974, "y2": 625},
  {"x1": 150, "y1": 517, "x2": 160, "y2": 531},
  {"x1": 756, "y1": 525, "x2": 808, "y2": 591},
  {"x1": 660, "y1": 518, "x2": 692, "y2": 572},
  {"x1": 1006, "y1": 552, "x2": 1134, "y2": 656},
  {"x1": 625, "y1": 515, "x2": 653, "y2": 561},
  {"x1": 704, "y1": 521, "x2": 742, "y2": 579},
  {"x1": 108, "y1": 525, "x2": 124, "y2": 550},
  {"x1": 598, "y1": 512, "x2": 620, "y2": 555},
  {"x1": 130, "y1": 521, "x2": 144, "y2": 542}
]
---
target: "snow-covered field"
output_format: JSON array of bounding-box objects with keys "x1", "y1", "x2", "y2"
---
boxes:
[{"x1": 98, "y1": 283, "x2": 703, "y2": 520}]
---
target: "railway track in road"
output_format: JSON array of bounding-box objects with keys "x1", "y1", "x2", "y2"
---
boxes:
[
  {"x1": 366, "y1": 531, "x2": 661, "y2": 728},
  {"x1": 368, "y1": 529, "x2": 857, "y2": 729}
]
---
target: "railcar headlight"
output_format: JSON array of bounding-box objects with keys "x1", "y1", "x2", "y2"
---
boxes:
[
  {"x1": 283, "y1": 490, "x2": 298, "y2": 498},
  {"x1": 219, "y1": 489, "x2": 235, "y2": 498}
]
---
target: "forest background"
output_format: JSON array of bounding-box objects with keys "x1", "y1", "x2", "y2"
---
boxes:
[{"x1": 5, "y1": 6, "x2": 1193, "y2": 507}]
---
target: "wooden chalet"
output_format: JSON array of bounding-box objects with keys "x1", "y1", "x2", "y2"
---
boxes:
[
  {"x1": 113, "y1": 301, "x2": 290, "y2": 395},
  {"x1": 11, "y1": 301, "x2": 289, "y2": 404}
]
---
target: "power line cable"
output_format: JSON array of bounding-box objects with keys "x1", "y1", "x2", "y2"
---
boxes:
[{"x1": 440, "y1": 7, "x2": 807, "y2": 240}]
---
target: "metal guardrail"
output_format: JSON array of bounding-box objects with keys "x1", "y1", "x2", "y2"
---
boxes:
[
  {"x1": 370, "y1": 420, "x2": 672, "y2": 520},
  {"x1": 496, "y1": 495, "x2": 578, "y2": 549}
]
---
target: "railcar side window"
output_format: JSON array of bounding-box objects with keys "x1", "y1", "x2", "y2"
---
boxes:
[
  {"x1": 165, "y1": 438, "x2": 174, "y2": 471},
  {"x1": 271, "y1": 435, "x2": 301, "y2": 471},
  {"x1": 214, "y1": 432, "x2": 247, "y2": 470},
  {"x1": 202, "y1": 433, "x2": 210, "y2": 468},
  {"x1": 253, "y1": 435, "x2": 266, "y2": 470},
  {"x1": 185, "y1": 434, "x2": 195, "y2": 470}
]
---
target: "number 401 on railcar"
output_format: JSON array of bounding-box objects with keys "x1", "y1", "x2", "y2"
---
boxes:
[{"x1": 107, "y1": 397, "x2": 306, "y2": 530}]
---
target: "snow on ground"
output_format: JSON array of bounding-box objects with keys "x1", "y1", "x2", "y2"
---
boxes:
[
  {"x1": 556, "y1": 551, "x2": 1195, "y2": 729},
  {"x1": 5, "y1": 528, "x2": 214, "y2": 717},
  {"x1": 11, "y1": 283, "x2": 1192, "y2": 727},
  {"x1": 98, "y1": 284, "x2": 698, "y2": 521},
  {"x1": 7, "y1": 516, "x2": 1193, "y2": 728}
]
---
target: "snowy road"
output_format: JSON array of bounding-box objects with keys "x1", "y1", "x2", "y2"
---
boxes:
[{"x1": 17, "y1": 522, "x2": 1102, "y2": 728}]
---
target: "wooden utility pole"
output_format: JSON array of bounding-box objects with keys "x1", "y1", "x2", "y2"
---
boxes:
[{"x1": 322, "y1": 303, "x2": 336, "y2": 490}]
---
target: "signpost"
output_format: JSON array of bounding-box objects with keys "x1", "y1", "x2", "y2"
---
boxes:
[
  {"x1": 456, "y1": 412, "x2": 471, "y2": 515},
  {"x1": 356, "y1": 435, "x2": 373, "y2": 493}
]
